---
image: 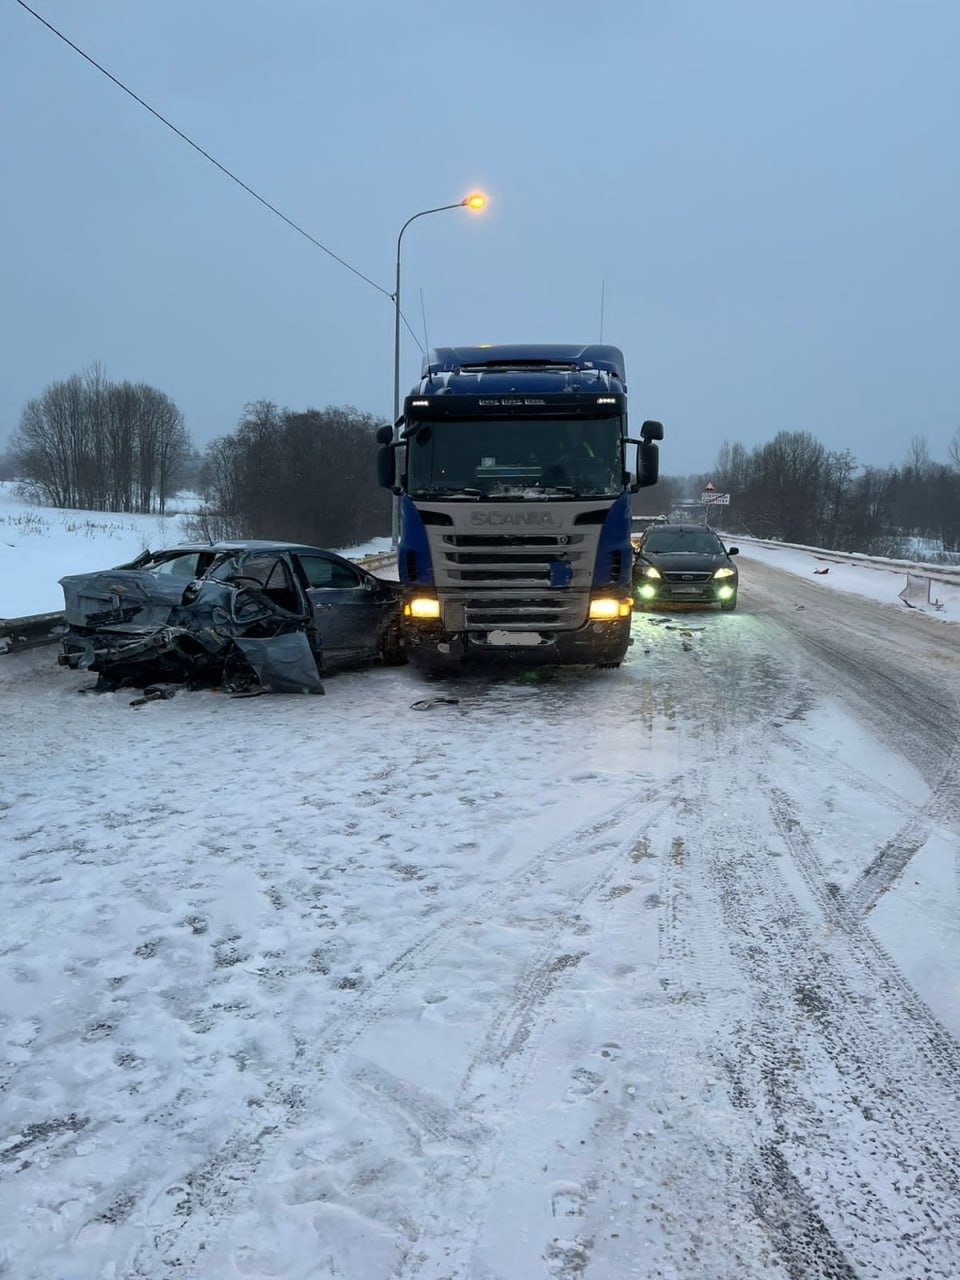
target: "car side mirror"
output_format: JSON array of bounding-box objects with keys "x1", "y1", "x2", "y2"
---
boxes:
[
  {"x1": 362, "y1": 575, "x2": 377, "y2": 590},
  {"x1": 727, "y1": 547, "x2": 739, "y2": 556}
]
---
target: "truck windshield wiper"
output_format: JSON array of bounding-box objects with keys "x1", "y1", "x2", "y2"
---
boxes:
[{"x1": 416, "y1": 487, "x2": 482, "y2": 499}]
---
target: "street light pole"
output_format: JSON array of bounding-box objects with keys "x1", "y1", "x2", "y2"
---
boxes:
[{"x1": 391, "y1": 193, "x2": 487, "y2": 549}]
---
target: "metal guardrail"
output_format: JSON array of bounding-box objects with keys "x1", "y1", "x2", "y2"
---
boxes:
[
  {"x1": 0, "y1": 611, "x2": 67, "y2": 654},
  {"x1": 727, "y1": 535, "x2": 960, "y2": 587},
  {"x1": 359, "y1": 551, "x2": 398, "y2": 573},
  {"x1": 0, "y1": 549, "x2": 398, "y2": 656}
]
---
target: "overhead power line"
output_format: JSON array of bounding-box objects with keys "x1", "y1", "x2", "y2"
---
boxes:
[{"x1": 14, "y1": 0, "x2": 393, "y2": 300}]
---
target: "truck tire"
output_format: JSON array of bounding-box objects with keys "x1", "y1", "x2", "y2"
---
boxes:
[{"x1": 379, "y1": 623, "x2": 407, "y2": 666}]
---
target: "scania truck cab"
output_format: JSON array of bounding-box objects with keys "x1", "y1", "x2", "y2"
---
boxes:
[{"x1": 376, "y1": 344, "x2": 662, "y2": 670}]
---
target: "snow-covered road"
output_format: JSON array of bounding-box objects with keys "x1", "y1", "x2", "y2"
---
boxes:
[{"x1": 2, "y1": 560, "x2": 959, "y2": 1279}]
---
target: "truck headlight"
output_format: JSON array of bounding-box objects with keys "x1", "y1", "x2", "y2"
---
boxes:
[
  {"x1": 589, "y1": 597, "x2": 631, "y2": 620},
  {"x1": 404, "y1": 596, "x2": 440, "y2": 619},
  {"x1": 713, "y1": 567, "x2": 736, "y2": 579}
]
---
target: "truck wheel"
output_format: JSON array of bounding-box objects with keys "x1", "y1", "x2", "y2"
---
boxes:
[{"x1": 379, "y1": 623, "x2": 407, "y2": 666}]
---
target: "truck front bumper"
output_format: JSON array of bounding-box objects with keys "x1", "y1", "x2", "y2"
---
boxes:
[{"x1": 404, "y1": 617, "x2": 632, "y2": 670}]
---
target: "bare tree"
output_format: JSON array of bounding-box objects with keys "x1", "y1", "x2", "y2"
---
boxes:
[
  {"x1": 196, "y1": 401, "x2": 390, "y2": 546},
  {"x1": 10, "y1": 368, "x2": 193, "y2": 513},
  {"x1": 948, "y1": 426, "x2": 960, "y2": 474}
]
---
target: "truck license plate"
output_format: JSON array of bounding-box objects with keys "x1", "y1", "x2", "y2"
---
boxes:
[{"x1": 485, "y1": 630, "x2": 544, "y2": 646}]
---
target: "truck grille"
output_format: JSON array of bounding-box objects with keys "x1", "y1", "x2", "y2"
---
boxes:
[
  {"x1": 462, "y1": 594, "x2": 587, "y2": 629},
  {"x1": 439, "y1": 532, "x2": 587, "y2": 589},
  {"x1": 420, "y1": 510, "x2": 608, "y2": 633}
]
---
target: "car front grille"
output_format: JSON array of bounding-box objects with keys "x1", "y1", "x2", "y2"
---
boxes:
[{"x1": 661, "y1": 572, "x2": 713, "y2": 583}]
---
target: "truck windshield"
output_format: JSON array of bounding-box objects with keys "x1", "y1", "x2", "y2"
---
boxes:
[{"x1": 405, "y1": 417, "x2": 623, "y2": 498}]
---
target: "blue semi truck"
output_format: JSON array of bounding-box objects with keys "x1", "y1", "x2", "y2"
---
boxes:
[{"x1": 376, "y1": 343, "x2": 663, "y2": 670}]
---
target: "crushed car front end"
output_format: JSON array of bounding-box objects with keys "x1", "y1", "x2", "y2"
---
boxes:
[{"x1": 58, "y1": 552, "x2": 323, "y2": 691}]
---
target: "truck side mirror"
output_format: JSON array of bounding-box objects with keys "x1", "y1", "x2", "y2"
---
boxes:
[
  {"x1": 376, "y1": 445, "x2": 395, "y2": 489},
  {"x1": 375, "y1": 424, "x2": 393, "y2": 445},
  {"x1": 634, "y1": 440, "x2": 660, "y2": 489},
  {"x1": 640, "y1": 420, "x2": 664, "y2": 442}
]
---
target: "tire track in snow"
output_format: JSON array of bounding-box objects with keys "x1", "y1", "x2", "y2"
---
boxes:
[
  {"x1": 843, "y1": 743, "x2": 960, "y2": 918},
  {"x1": 766, "y1": 783, "x2": 960, "y2": 1090},
  {"x1": 621, "y1": 607, "x2": 960, "y2": 1276},
  {"x1": 384, "y1": 802, "x2": 681, "y2": 1280},
  {"x1": 128, "y1": 782, "x2": 677, "y2": 1277},
  {"x1": 710, "y1": 789, "x2": 960, "y2": 1277}
]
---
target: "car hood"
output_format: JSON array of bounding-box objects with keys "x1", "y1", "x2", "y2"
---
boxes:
[{"x1": 641, "y1": 552, "x2": 734, "y2": 574}]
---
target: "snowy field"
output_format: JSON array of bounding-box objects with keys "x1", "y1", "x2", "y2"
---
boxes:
[{"x1": 2, "y1": 492, "x2": 960, "y2": 1278}]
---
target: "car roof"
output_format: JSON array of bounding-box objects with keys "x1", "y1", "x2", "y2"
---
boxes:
[
  {"x1": 646, "y1": 523, "x2": 723, "y2": 534},
  {"x1": 150, "y1": 541, "x2": 348, "y2": 557}
]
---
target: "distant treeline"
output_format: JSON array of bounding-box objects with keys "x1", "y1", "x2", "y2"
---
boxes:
[
  {"x1": 636, "y1": 429, "x2": 960, "y2": 557},
  {"x1": 7, "y1": 371, "x2": 958, "y2": 558}
]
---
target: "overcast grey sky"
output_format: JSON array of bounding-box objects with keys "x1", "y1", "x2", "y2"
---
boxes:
[{"x1": 2, "y1": 0, "x2": 957, "y2": 476}]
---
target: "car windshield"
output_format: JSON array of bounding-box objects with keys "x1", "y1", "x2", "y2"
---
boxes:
[
  {"x1": 405, "y1": 417, "x2": 623, "y2": 498},
  {"x1": 644, "y1": 529, "x2": 725, "y2": 555}
]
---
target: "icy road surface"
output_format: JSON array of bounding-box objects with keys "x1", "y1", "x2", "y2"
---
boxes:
[{"x1": 2, "y1": 561, "x2": 959, "y2": 1279}]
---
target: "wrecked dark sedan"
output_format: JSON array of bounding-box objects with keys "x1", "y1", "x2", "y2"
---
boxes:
[{"x1": 58, "y1": 542, "x2": 404, "y2": 691}]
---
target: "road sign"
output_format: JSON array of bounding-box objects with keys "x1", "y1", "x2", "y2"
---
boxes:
[{"x1": 701, "y1": 491, "x2": 730, "y2": 505}]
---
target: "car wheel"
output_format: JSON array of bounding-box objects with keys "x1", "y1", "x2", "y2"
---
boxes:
[
  {"x1": 379, "y1": 623, "x2": 407, "y2": 666},
  {"x1": 720, "y1": 596, "x2": 737, "y2": 612}
]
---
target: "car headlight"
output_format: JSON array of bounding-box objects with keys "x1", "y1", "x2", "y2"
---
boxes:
[
  {"x1": 641, "y1": 565, "x2": 661, "y2": 579},
  {"x1": 713, "y1": 567, "x2": 736, "y2": 579},
  {"x1": 404, "y1": 596, "x2": 440, "y2": 619}
]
